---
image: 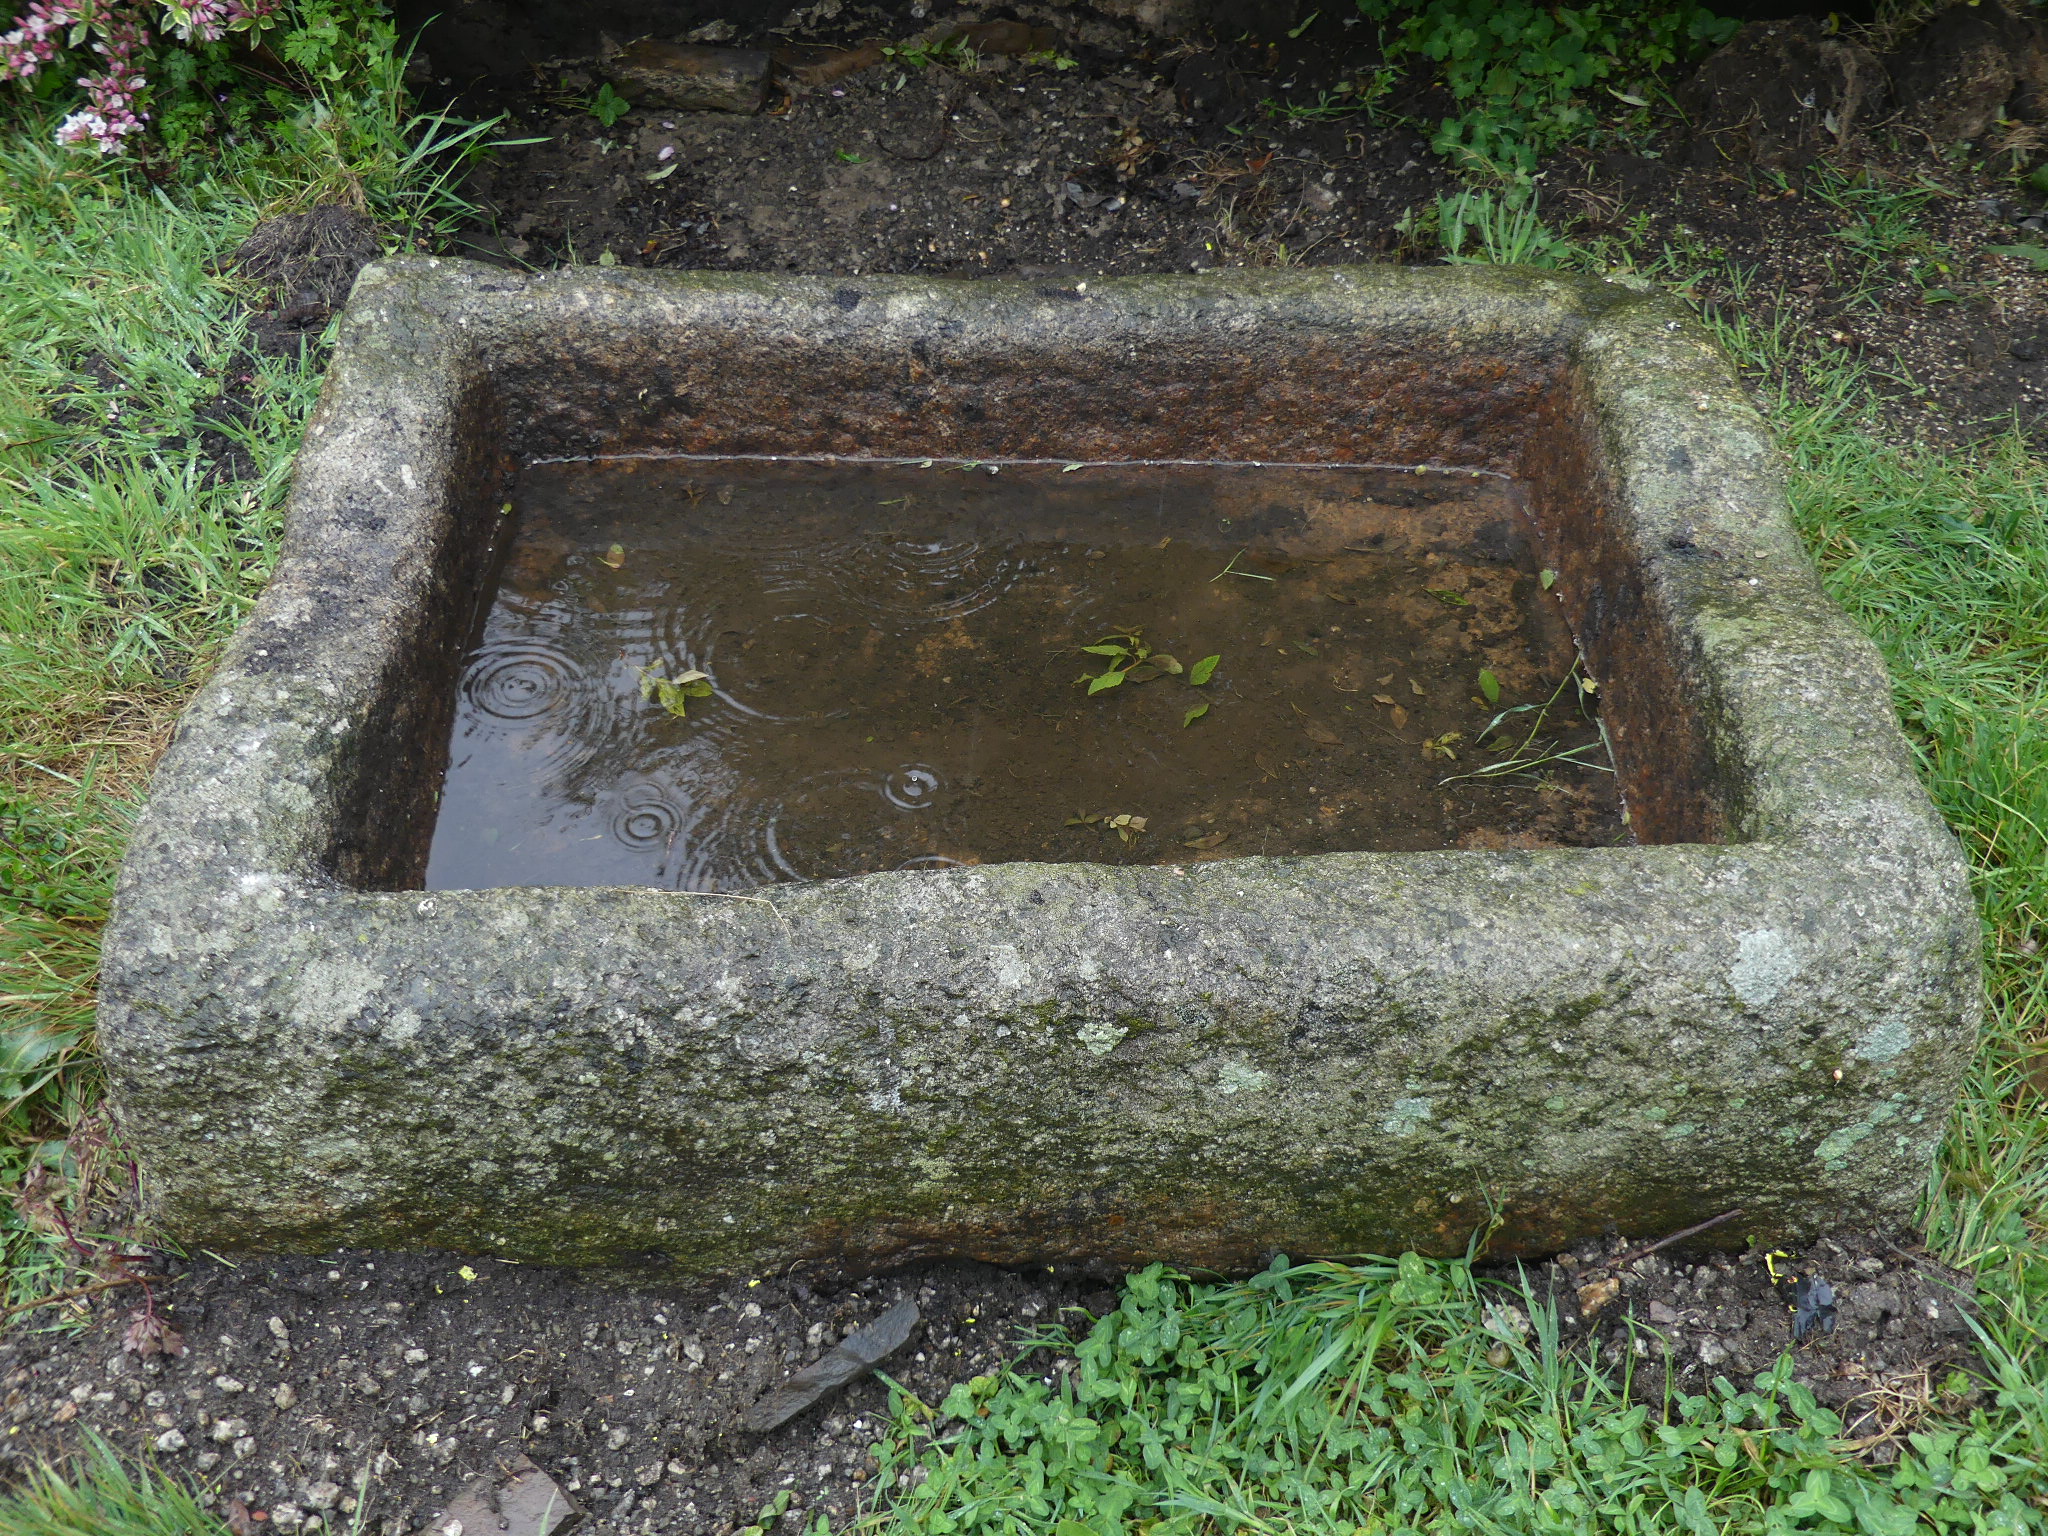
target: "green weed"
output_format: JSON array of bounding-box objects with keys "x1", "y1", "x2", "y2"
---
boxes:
[
  {"x1": 883, "y1": 35, "x2": 979, "y2": 72},
  {"x1": 869, "y1": 1254, "x2": 2048, "y2": 1533},
  {"x1": 586, "y1": 82, "x2": 632, "y2": 127},
  {"x1": 1262, "y1": 66, "x2": 1400, "y2": 125},
  {"x1": 1353, "y1": 0, "x2": 1737, "y2": 174},
  {"x1": 1434, "y1": 184, "x2": 1575, "y2": 266}
]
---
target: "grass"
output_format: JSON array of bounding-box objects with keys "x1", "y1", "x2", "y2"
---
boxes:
[
  {"x1": 0, "y1": 127, "x2": 330, "y2": 1303},
  {"x1": 0, "y1": 1437, "x2": 230, "y2": 1536},
  {"x1": 869, "y1": 1256, "x2": 2044, "y2": 1534},
  {"x1": 0, "y1": 39, "x2": 2044, "y2": 1535}
]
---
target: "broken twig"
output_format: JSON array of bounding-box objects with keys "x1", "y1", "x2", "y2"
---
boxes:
[{"x1": 1, "y1": 1273, "x2": 164, "y2": 1317}]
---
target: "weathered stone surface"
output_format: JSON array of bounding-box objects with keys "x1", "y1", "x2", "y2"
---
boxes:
[
  {"x1": 599, "y1": 38, "x2": 770, "y2": 114},
  {"x1": 99, "y1": 262, "x2": 1981, "y2": 1275}
]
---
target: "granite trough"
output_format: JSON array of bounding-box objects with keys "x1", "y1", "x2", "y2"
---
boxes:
[{"x1": 98, "y1": 260, "x2": 1981, "y2": 1271}]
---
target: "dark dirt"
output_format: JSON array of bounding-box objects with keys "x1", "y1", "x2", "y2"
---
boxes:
[
  {"x1": 1530, "y1": 1229, "x2": 1984, "y2": 1460},
  {"x1": 229, "y1": 205, "x2": 385, "y2": 357},
  {"x1": 12, "y1": 1, "x2": 2036, "y2": 1526},
  {"x1": 0, "y1": 1251, "x2": 1110, "y2": 1535},
  {"x1": 410, "y1": 0, "x2": 2048, "y2": 444},
  {"x1": 425, "y1": 458, "x2": 1614, "y2": 894},
  {"x1": 0, "y1": 1233, "x2": 1982, "y2": 1532}
]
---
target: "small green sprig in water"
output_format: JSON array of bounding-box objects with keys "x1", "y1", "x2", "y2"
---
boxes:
[
  {"x1": 638, "y1": 664, "x2": 713, "y2": 718},
  {"x1": 1077, "y1": 633, "x2": 1223, "y2": 716},
  {"x1": 1076, "y1": 631, "x2": 1183, "y2": 694}
]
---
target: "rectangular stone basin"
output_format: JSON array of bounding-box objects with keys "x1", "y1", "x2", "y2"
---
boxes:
[{"x1": 101, "y1": 260, "x2": 1981, "y2": 1271}]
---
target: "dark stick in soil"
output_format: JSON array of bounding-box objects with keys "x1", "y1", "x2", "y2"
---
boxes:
[{"x1": 1588, "y1": 1208, "x2": 1747, "y2": 1277}]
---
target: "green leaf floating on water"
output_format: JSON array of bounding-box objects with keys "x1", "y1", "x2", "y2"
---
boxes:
[
  {"x1": 1086, "y1": 669, "x2": 1125, "y2": 695},
  {"x1": 1188, "y1": 654, "x2": 1221, "y2": 686},
  {"x1": 1479, "y1": 668, "x2": 1501, "y2": 704},
  {"x1": 1183, "y1": 702, "x2": 1209, "y2": 727},
  {"x1": 638, "y1": 664, "x2": 714, "y2": 717}
]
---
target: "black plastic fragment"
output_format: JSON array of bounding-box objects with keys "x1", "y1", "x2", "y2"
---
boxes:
[
  {"x1": 742, "y1": 1300, "x2": 920, "y2": 1432},
  {"x1": 1786, "y1": 1273, "x2": 1838, "y2": 1342}
]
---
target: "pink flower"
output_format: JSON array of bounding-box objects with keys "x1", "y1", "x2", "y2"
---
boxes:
[
  {"x1": 0, "y1": 0, "x2": 87, "y2": 82},
  {"x1": 162, "y1": 0, "x2": 277, "y2": 44},
  {"x1": 10, "y1": 0, "x2": 268, "y2": 153}
]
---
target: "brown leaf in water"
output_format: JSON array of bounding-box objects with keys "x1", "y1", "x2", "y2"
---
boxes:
[
  {"x1": 1409, "y1": 679, "x2": 1426, "y2": 696},
  {"x1": 1372, "y1": 694, "x2": 1395, "y2": 706},
  {"x1": 1390, "y1": 705, "x2": 1409, "y2": 729},
  {"x1": 1303, "y1": 722, "x2": 1341, "y2": 747},
  {"x1": 1183, "y1": 830, "x2": 1229, "y2": 849}
]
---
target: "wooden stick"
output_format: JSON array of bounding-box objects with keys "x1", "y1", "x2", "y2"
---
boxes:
[{"x1": 1, "y1": 1273, "x2": 163, "y2": 1317}]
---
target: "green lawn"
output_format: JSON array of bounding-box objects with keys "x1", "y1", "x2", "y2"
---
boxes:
[
  {"x1": 0, "y1": 131, "x2": 322, "y2": 1298},
  {"x1": 1, "y1": 71, "x2": 2045, "y2": 1536}
]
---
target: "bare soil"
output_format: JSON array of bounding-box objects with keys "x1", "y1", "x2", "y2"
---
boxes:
[
  {"x1": 418, "y1": 0, "x2": 2046, "y2": 443},
  {"x1": 0, "y1": 1232, "x2": 1984, "y2": 1534}
]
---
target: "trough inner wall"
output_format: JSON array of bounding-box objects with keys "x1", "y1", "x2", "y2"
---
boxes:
[{"x1": 335, "y1": 315, "x2": 1731, "y2": 889}]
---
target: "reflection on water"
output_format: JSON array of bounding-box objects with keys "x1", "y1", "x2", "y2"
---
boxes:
[{"x1": 424, "y1": 457, "x2": 1620, "y2": 892}]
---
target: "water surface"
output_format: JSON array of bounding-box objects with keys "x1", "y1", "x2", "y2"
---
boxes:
[{"x1": 425, "y1": 457, "x2": 1621, "y2": 890}]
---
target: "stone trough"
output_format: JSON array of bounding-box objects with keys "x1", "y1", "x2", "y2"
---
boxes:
[{"x1": 100, "y1": 260, "x2": 1980, "y2": 1272}]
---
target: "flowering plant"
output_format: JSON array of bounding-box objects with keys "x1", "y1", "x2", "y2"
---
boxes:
[{"x1": 0, "y1": 0, "x2": 282, "y2": 154}]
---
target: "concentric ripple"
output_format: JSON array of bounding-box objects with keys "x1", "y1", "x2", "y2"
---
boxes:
[
  {"x1": 460, "y1": 638, "x2": 582, "y2": 725},
  {"x1": 452, "y1": 606, "x2": 640, "y2": 790},
  {"x1": 609, "y1": 781, "x2": 687, "y2": 853},
  {"x1": 835, "y1": 536, "x2": 1021, "y2": 627},
  {"x1": 665, "y1": 764, "x2": 954, "y2": 889},
  {"x1": 882, "y1": 764, "x2": 941, "y2": 810}
]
